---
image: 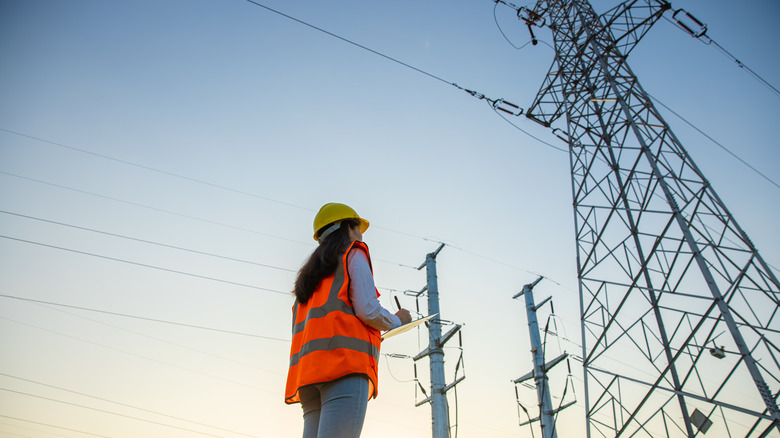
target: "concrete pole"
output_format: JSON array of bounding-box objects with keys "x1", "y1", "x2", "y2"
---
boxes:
[
  {"x1": 516, "y1": 277, "x2": 557, "y2": 438},
  {"x1": 424, "y1": 244, "x2": 449, "y2": 438}
]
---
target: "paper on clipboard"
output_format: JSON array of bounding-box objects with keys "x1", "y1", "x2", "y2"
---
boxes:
[{"x1": 382, "y1": 314, "x2": 437, "y2": 339}]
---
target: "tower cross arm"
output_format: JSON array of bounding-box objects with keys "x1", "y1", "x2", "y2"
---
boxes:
[
  {"x1": 525, "y1": 59, "x2": 566, "y2": 127},
  {"x1": 525, "y1": 0, "x2": 670, "y2": 127},
  {"x1": 599, "y1": 0, "x2": 671, "y2": 57}
]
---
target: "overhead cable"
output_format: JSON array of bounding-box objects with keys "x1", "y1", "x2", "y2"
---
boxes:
[
  {"x1": 0, "y1": 414, "x2": 110, "y2": 438},
  {"x1": 666, "y1": 9, "x2": 780, "y2": 98},
  {"x1": 240, "y1": 1, "x2": 543, "y2": 140},
  {"x1": 32, "y1": 292, "x2": 288, "y2": 379},
  {"x1": 646, "y1": 93, "x2": 780, "y2": 191},
  {"x1": 0, "y1": 293, "x2": 288, "y2": 341},
  {"x1": 0, "y1": 373, "x2": 262, "y2": 438},
  {"x1": 489, "y1": 103, "x2": 567, "y2": 153},
  {"x1": 242, "y1": 0, "x2": 455, "y2": 87},
  {"x1": 0, "y1": 170, "x2": 310, "y2": 246},
  {"x1": 2, "y1": 314, "x2": 276, "y2": 394},
  {"x1": 0, "y1": 388, "x2": 232, "y2": 438},
  {"x1": 0, "y1": 127, "x2": 311, "y2": 212},
  {"x1": 0, "y1": 209, "x2": 419, "y2": 292},
  {"x1": 0, "y1": 130, "x2": 440, "y2": 244},
  {"x1": 493, "y1": 1, "x2": 535, "y2": 51},
  {"x1": 0, "y1": 235, "x2": 290, "y2": 296},
  {"x1": 0, "y1": 210, "x2": 297, "y2": 273}
]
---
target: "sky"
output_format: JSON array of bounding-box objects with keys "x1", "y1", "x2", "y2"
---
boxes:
[{"x1": 1, "y1": 0, "x2": 778, "y2": 437}]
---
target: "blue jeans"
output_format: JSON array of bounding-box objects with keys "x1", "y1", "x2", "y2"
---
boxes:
[{"x1": 299, "y1": 374, "x2": 369, "y2": 438}]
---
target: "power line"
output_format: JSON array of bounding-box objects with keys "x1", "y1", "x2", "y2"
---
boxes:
[
  {"x1": 0, "y1": 170, "x2": 311, "y2": 246},
  {"x1": 0, "y1": 129, "x2": 442, "y2": 244},
  {"x1": 489, "y1": 102, "x2": 567, "y2": 153},
  {"x1": 25, "y1": 290, "x2": 289, "y2": 380},
  {"x1": 663, "y1": 12, "x2": 780, "y2": 98},
  {"x1": 0, "y1": 234, "x2": 290, "y2": 295},
  {"x1": 0, "y1": 208, "x2": 438, "y2": 292},
  {"x1": 0, "y1": 373, "x2": 261, "y2": 438},
  {"x1": 0, "y1": 414, "x2": 111, "y2": 438},
  {"x1": 239, "y1": 0, "x2": 568, "y2": 153},
  {"x1": 0, "y1": 210, "x2": 297, "y2": 273},
  {"x1": 1, "y1": 314, "x2": 276, "y2": 394},
  {"x1": 0, "y1": 127, "x2": 312, "y2": 213},
  {"x1": 646, "y1": 93, "x2": 780, "y2": 191},
  {"x1": 0, "y1": 293, "x2": 288, "y2": 341},
  {"x1": 1, "y1": 168, "x2": 441, "y2": 266},
  {"x1": 706, "y1": 38, "x2": 780, "y2": 98},
  {"x1": 241, "y1": 0, "x2": 456, "y2": 87},
  {"x1": 0, "y1": 388, "x2": 234, "y2": 438}
]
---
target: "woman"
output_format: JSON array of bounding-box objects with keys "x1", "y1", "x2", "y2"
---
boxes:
[{"x1": 285, "y1": 202, "x2": 412, "y2": 438}]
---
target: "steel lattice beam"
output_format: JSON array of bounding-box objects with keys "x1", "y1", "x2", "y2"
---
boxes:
[{"x1": 525, "y1": 1, "x2": 780, "y2": 436}]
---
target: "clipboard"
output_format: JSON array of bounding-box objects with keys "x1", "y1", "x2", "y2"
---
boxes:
[{"x1": 382, "y1": 314, "x2": 437, "y2": 339}]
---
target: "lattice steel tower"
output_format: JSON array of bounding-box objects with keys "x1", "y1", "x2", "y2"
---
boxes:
[{"x1": 521, "y1": 0, "x2": 780, "y2": 436}]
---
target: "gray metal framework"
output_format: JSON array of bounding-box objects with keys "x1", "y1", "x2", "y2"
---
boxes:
[{"x1": 524, "y1": 0, "x2": 780, "y2": 436}]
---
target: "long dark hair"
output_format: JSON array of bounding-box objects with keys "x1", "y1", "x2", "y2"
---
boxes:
[{"x1": 294, "y1": 219, "x2": 359, "y2": 304}]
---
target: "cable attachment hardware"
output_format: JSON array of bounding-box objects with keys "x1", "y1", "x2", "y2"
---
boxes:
[
  {"x1": 461, "y1": 87, "x2": 485, "y2": 100},
  {"x1": 453, "y1": 84, "x2": 524, "y2": 116},
  {"x1": 672, "y1": 9, "x2": 708, "y2": 39},
  {"x1": 494, "y1": 0, "x2": 522, "y2": 12},
  {"x1": 492, "y1": 98, "x2": 524, "y2": 116},
  {"x1": 518, "y1": 7, "x2": 545, "y2": 45},
  {"x1": 551, "y1": 128, "x2": 570, "y2": 143}
]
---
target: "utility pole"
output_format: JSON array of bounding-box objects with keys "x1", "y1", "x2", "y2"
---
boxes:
[
  {"x1": 412, "y1": 243, "x2": 464, "y2": 438},
  {"x1": 517, "y1": 1, "x2": 780, "y2": 436},
  {"x1": 513, "y1": 277, "x2": 573, "y2": 438}
]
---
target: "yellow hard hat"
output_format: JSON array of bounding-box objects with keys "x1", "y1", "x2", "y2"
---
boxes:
[{"x1": 313, "y1": 203, "x2": 370, "y2": 241}]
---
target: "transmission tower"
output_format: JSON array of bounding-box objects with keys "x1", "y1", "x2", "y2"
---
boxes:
[{"x1": 518, "y1": 1, "x2": 780, "y2": 436}]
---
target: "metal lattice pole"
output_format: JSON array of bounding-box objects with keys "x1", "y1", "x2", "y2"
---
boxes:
[{"x1": 524, "y1": 1, "x2": 780, "y2": 436}]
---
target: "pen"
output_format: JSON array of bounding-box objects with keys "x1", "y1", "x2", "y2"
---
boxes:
[{"x1": 394, "y1": 296, "x2": 402, "y2": 310}]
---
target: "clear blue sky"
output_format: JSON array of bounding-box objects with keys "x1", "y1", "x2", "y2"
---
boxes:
[{"x1": 1, "y1": 0, "x2": 778, "y2": 437}]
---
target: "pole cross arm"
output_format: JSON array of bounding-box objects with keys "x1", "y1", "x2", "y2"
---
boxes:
[
  {"x1": 413, "y1": 346, "x2": 432, "y2": 362},
  {"x1": 514, "y1": 370, "x2": 535, "y2": 385},
  {"x1": 519, "y1": 400, "x2": 577, "y2": 427},
  {"x1": 519, "y1": 415, "x2": 542, "y2": 426},
  {"x1": 514, "y1": 353, "x2": 569, "y2": 384},
  {"x1": 543, "y1": 353, "x2": 568, "y2": 372},
  {"x1": 415, "y1": 396, "x2": 432, "y2": 407},
  {"x1": 513, "y1": 276, "x2": 544, "y2": 299},
  {"x1": 412, "y1": 377, "x2": 465, "y2": 407},
  {"x1": 413, "y1": 325, "x2": 461, "y2": 361},
  {"x1": 533, "y1": 296, "x2": 553, "y2": 312},
  {"x1": 439, "y1": 324, "x2": 462, "y2": 348},
  {"x1": 552, "y1": 400, "x2": 577, "y2": 415},
  {"x1": 443, "y1": 375, "x2": 466, "y2": 394}
]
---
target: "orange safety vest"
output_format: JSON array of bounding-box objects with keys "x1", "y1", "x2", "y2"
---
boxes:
[{"x1": 285, "y1": 241, "x2": 382, "y2": 404}]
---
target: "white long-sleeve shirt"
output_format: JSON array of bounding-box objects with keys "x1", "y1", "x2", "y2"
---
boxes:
[{"x1": 347, "y1": 248, "x2": 402, "y2": 331}]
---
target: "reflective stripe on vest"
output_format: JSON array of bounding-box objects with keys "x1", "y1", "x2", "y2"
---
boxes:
[
  {"x1": 290, "y1": 259, "x2": 354, "y2": 336},
  {"x1": 288, "y1": 335, "x2": 379, "y2": 367}
]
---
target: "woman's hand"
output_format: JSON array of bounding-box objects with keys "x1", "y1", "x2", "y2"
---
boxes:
[{"x1": 395, "y1": 308, "x2": 412, "y2": 325}]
